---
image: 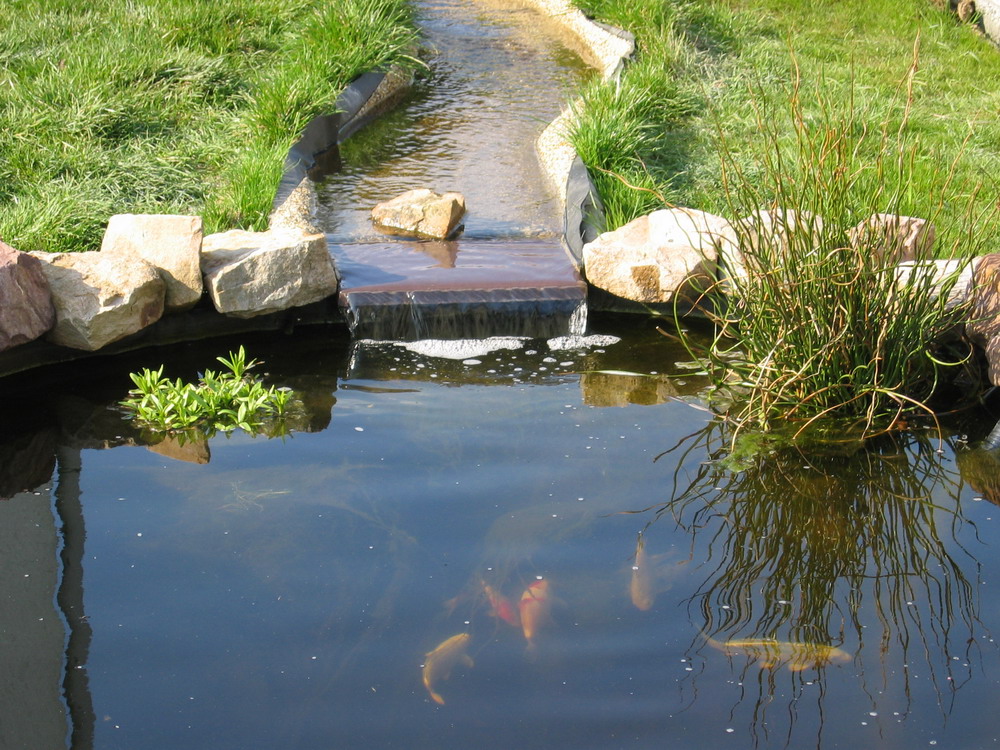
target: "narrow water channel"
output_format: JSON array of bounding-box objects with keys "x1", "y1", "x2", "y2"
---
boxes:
[{"x1": 319, "y1": 0, "x2": 592, "y2": 242}]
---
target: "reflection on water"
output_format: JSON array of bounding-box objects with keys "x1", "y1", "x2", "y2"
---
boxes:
[
  {"x1": 4, "y1": 318, "x2": 1000, "y2": 748},
  {"x1": 654, "y1": 421, "x2": 995, "y2": 748}
]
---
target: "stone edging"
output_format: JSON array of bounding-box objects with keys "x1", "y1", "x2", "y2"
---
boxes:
[
  {"x1": 521, "y1": 0, "x2": 635, "y2": 268},
  {"x1": 270, "y1": 68, "x2": 414, "y2": 233}
]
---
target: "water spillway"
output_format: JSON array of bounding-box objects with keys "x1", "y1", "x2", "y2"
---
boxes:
[{"x1": 318, "y1": 0, "x2": 593, "y2": 340}]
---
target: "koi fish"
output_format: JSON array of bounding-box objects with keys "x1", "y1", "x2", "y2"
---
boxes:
[
  {"x1": 482, "y1": 581, "x2": 520, "y2": 627},
  {"x1": 422, "y1": 633, "x2": 473, "y2": 705},
  {"x1": 519, "y1": 579, "x2": 552, "y2": 652},
  {"x1": 701, "y1": 630, "x2": 851, "y2": 672},
  {"x1": 629, "y1": 533, "x2": 655, "y2": 611}
]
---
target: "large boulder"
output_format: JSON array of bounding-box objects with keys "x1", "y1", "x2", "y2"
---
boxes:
[
  {"x1": 965, "y1": 254, "x2": 1000, "y2": 384},
  {"x1": 850, "y1": 213, "x2": 935, "y2": 264},
  {"x1": 0, "y1": 240, "x2": 55, "y2": 352},
  {"x1": 30, "y1": 250, "x2": 165, "y2": 351},
  {"x1": 727, "y1": 209, "x2": 825, "y2": 281},
  {"x1": 201, "y1": 229, "x2": 339, "y2": 318},
  {"x1": 582, "y1": 208, "x2": 736, "y2": 304},
  {"x1": 371, "y1": 189, "x2": 466, "y2": 239},
  {"x1": 101, "y1": 214, "x2": 203, "y2": 312}
]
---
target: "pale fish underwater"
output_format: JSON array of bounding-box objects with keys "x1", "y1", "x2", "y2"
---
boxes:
[
  {"x1": 701, "y1": 630, "x2": 852, "y2": 672},
  {"x1": 629, "y1": 533, "x2": 688, "y2": 611},
  {"x1": 519, "y1": 579, "x2": 552, "y2": 654},
  {"x1": 422, "y1": 633, "x2": 473, "y2": 705}
]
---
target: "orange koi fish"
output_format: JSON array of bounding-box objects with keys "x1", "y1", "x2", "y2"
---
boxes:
[
  {"x1": 702, "y1": 630, "x2": 851, "y2": 672},
  {"x1": 422, "y1": 633, "x2": 473, "y2": 705},
  {"x1": 519, "y1": 579, "x2": 552, "y2": 652},
  {"x1": 629, "y1": 533, "x2": 655, "y2": 611},
  {"x1": 482, "y1": 581, "x2": 520, "y2": 627}
]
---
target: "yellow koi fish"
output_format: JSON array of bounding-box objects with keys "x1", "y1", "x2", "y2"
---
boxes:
[
  {"x1": 702, "y1": 630, "x2": 851, "y2": 672},
  {"x1": 629, "y1": 533, "x2": 655, "y2": 611},
  {"x1": 519, "y1": 579, "x2": 552, "y2": 653},
  {"x1": 422, "y1": 633, "x2": 473, "y2": 705}
]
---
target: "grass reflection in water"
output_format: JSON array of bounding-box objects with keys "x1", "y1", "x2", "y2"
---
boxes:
[{"x1": 647, "y1": 421, "x2": 988, "y2": 746}]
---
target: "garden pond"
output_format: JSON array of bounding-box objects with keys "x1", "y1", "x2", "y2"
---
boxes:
[{"x1": 3, "y1": 318, "x2": 1000, "y2": 749}]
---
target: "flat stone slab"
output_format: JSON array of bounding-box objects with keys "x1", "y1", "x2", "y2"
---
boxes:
[{"x1": 331, "y1": 239, "x2": 586, "y2": 340}]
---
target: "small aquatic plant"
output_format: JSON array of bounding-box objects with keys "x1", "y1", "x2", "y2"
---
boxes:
[{"x1": 122, "y1": 346, "x2": 294, "y2": 436}]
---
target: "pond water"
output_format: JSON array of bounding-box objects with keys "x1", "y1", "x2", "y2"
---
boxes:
[
  {"x1": 3, "y1": 318, "x2": 1000, "y2": 749},
  {"x1": 5, "y1": 1, "x2": 1000, "y2": 748}
]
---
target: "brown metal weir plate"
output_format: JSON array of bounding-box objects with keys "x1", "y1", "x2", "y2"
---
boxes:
[{"x1": 329, "y1": 238, "x2": 586, "y2": 295}]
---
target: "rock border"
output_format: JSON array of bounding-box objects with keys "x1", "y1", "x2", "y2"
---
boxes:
[{"x1": 0, "y1": 67, "x2": 414, "y2": 377}]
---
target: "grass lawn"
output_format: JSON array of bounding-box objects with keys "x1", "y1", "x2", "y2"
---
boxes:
[
  {"x1": 0, "y1": 0, "x2": 417, "y2": 254},
  {"x1": 570, "y1": 0, "x2": 1000, "y2": 250}
]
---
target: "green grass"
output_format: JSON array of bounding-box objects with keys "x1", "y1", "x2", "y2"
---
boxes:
[
  {"x1": 0, "y1": 0, "x2": 417, "y2": 253},
  {"x1": 570, "y1": 0, "x2": 1000, "y2": 243}
]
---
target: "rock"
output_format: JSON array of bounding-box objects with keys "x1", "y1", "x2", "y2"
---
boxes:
[
  {"x1": 728, "y1": 209, "x2": 824, "y2": 280},
  {"x1": 0, "y1": 240, "x2": 56, "y2": 352},
  {"x1": 371, "y1": 189, "x2": 466, "y2": 239},
  {"x1": 965, "y1": 254, "x2": 1000, "y2": 384},
  {"x1": 894, "y1": 259, "x2": 974, "y2": 310},
  {"x1": 30, "y1": 250, "x2": 165, "y2": 351},
  {"x1": 147, "y1": 434, "x2": 211, "y2": 464},
  {"x1": 101, "y1": 214, "x2": 203, "y2": 312},
  {"x1": 580, "y1": 371, "x2": 678, "y2": 407},
  {"x1": 850, "y1": 213, "x2": 935, "y2": 264},
  {"x1": 201, "y1": 229, "x2": 339, "y2": 318},
  {"x1": 582, "y1": 208, "x2": 736, "y2": 305}
]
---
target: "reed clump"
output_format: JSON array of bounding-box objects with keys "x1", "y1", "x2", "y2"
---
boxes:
[{"x1": 678, "y1": 62, "x2": 997, "y2": 440}]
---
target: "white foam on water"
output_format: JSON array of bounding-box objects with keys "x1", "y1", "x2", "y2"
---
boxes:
[
  {"x1": 547, "y1": 334, "x2": 621, "y2": 351},
  {"x1": 394, "y1": 337, "x2": 529, "y2": 360}
]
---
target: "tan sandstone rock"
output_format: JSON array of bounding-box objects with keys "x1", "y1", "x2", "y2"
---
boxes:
[
  {"x1": 728, "y1": 209, "x2": 825, "y2": 280},
  {"x1": 101, "y1": 214, "x2": 204, "y2": 312},
  {"x1": 965, "y1": 254, "x2": 1000, "y2": 384},
  {"x1": 201, "y1": 229, "x2": 339, "y2": 318},
  {"x1": 30, "y1": 250, "x2": 165, "y2": 351},
  {"x1": 371, "y1": 189, "x2": 466, "y2": 239},
  {"x1": 850, "y1": 213, "x2": 936, "y2": 264},
  {"x1": 582, "y1": 208, "x2": 736, "y2": 305},
  {"x1": 0, "y1": 240, "x2": 55, "y2": 352}
]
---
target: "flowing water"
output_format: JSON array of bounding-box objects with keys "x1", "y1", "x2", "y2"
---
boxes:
[
  {"x1": 317, "y1": 0, "x2": 592, "y2": 341},
  {"x1": 5, "y1": 1, "x2": 1000, "y2": 748},
  {"x1": 318, "y1": 0, "x2": 591, "y2": 241}
]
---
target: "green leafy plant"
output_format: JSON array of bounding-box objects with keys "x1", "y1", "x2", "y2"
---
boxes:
[{"x1": 122, "y1": 347, "x2": 295, "y2": 436}]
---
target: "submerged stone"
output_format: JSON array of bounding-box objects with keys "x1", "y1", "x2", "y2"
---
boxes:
[{"x1": 371, "y1": 189, "x2": 467, "y2": 239}]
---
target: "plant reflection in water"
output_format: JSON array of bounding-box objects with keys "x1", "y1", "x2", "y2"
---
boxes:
[{"x1": 644, "y1": 420, "x2": 989, "y2": 748}]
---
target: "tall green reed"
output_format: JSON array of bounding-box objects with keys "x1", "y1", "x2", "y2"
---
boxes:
[{"x1": 679, "y1": 53, "x2": 996, "y2": 441}]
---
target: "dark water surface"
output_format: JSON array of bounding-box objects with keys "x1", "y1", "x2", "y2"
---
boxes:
[{"x1": 3, "y1": 316, "x2": 1000, "y2": 749}]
